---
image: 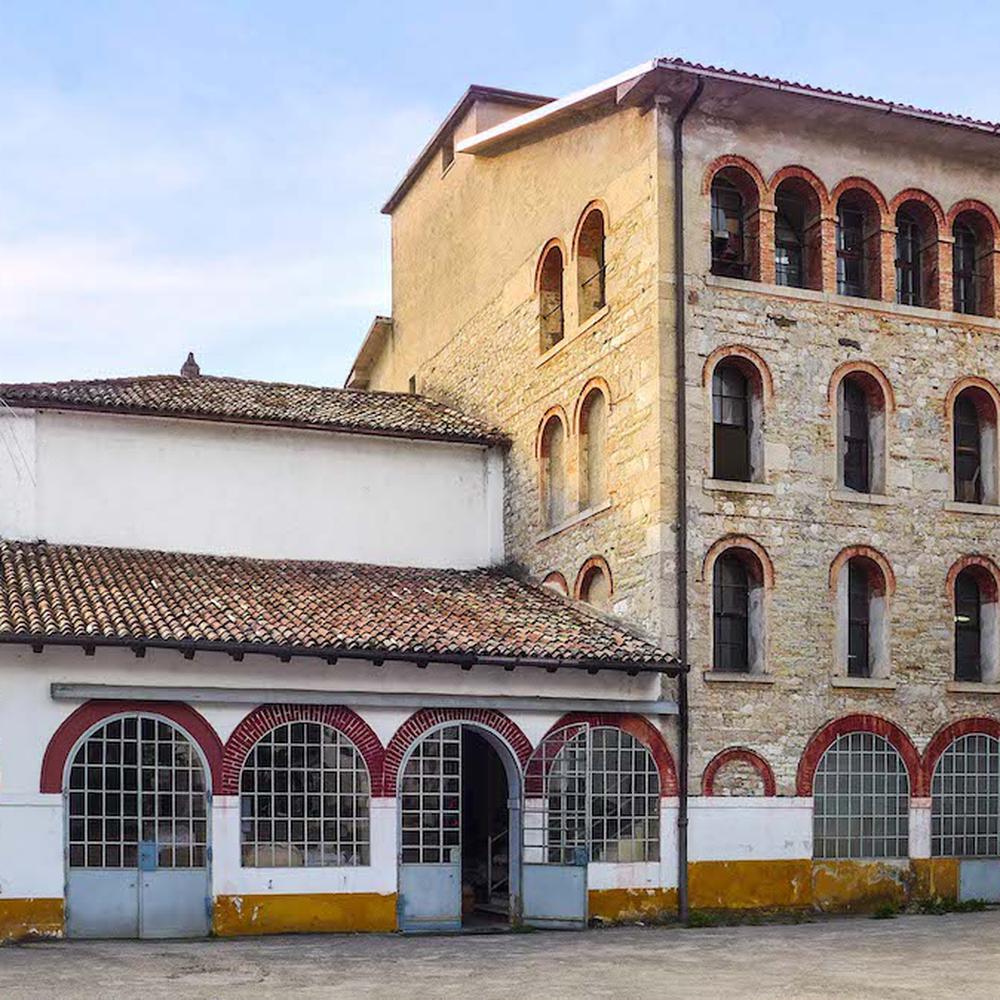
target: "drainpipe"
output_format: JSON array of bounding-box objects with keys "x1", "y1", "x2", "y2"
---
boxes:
[{"x1": 672, "y1": 75, "x2": 704, "y2": 925}]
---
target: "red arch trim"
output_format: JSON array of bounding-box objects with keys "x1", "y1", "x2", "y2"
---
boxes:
[
  {"x1": 222, "y1": 704, "x2": 386, "y2": 796},
  {"x1": 549, "y1": 712, "x2": 677, "y2": 797},
  {"x1": 40, "y1": 700, "x2": 224, "y2": 794},
  {"x1": 922, "y1": 717, "x2": 1000, "y2": 788},
  {"x1": 796, "y1": 713, "x2": 923, "y2": 797},
  {"x1": 382, "y1": 709, "x2": 533, "y2": 796},
  {"x1": 702, "y1": 746, "x2": 776, "y2": 796}
]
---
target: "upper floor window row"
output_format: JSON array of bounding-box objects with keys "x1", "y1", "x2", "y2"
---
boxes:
[
  {"x1": 705, "y1": 156, "x2": 1000, "y2": 319},
  {"x1": 536, "y1": 204, "x2": 607, "y2": 353}
]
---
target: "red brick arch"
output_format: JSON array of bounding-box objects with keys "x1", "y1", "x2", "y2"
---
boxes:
[
  {"x1": 702, "y1": 534, "x2": 775, "y2": 590},
  {"x1": 827, "y1": 360, "x2": 896, "y2": 414},
  {"x1": 548, "y1": 712, "x2": 677, "y2": 797},
  {"x1": 830, "y1": 176, "x2": 890, "y2": 221},
  {"x1": 946, "y1": 555, "x2": 1000, "y2": 602},
  {"x1": 702, "y1": 344, "x2": 775, "y2": 407},
  {"x1": 923, "y1": 718, "x2": 1000, "y2": 789},
  {"x1": 222, "y1": 704, "x2": 385, "y2": 796},
  {"x1": 40, "y1": 699, "x2": 224, "y2": 794},
  {"x1": 768, "y1": 164, "x2": 830, "y2": 213},
  {"x1": 829, "y1": 544, "x2": 896, "y2": 597},
  {"x1": 383, "y1": 709, "x2": 533, "y2": 796},
  {"x1": 947, "y1": 199, "x2": 1000, "y2": 242},
  {"x1": 702, "y1": 746, "x2": 776, "y2": 796},
  {"x1": 702, "y1": 154, "x2": 768, "y2": 201},
  {"x1": 889, "y1": 188, "x2": 946, "y2": 230},
  {"x1": 797, "y1": 714, "x2": 923, "y2": 797}
]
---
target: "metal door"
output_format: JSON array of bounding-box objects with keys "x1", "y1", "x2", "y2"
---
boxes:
[
  {"x1": 398, "y1": 724, "x2": 462, "y2": 931},
  {"x1": 66, "y1": 714, "x2": 211, "y2": 939},
  {"x1": 522, "y1": 723, "x2": 589, "y2": 928}
]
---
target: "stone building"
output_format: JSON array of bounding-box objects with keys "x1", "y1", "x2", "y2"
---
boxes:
[{"x1": 351, "y1": 59, "x2": 1000, "y2": 910}]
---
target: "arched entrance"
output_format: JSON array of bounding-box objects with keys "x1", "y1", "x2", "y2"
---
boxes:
[
  {"x1": 397, "y1": 721, "x2": 523, "y2": 932},
  {"x1": 63, "y1": 712, "x2": 212, "y2": 939}
]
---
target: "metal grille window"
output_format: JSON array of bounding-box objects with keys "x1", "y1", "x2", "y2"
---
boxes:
[
  {"x1": 842, "y1": 378, "x2": 871, "y2": 493},
  {"x1": 932, "y1": 734, "x2": 1000, "y2": 857},
  {"x1": 836, "y1": 204, "x2": 866, "y2": 297},
  {"x1": 577, "y1": 210, "x2": 606, "y2": 322},
  {"x1": 895, "y1": 212, "x2": 922, "y2": 307},
  {"x1": 538, "y1": 246, "x2": 564, "y2": 351},
  {"x1": 711, "y1": 178, "x2": 746, "y2": 278},
  {"x1": 954, "y1": 394, "x2": 983, "y2": 503},
  {"x1": 813, "y1": 731, "x2": 909, "y2": 859},
  {"x1": 400, "y1": 725, "x2": 461, "y2": 863},
  {"x1": 954, "y1": 222, "x2": 979, "y2": 315},
  {"x1": 774, "y1": 192, "x2": 805, "y2": 288},
  {"x1": 67, "y1": 715, "x2": 208, "y2": 870},
  {"x1": 525, "y1": 724, "x2": 589, "y2": 865},
  {"x1": 955, "y1": 570, "x2": 984, "y2": 682},
  {"x1": 847, "y1": 559, "x2": 872, "y2": 678},
  {"x1": 712, "y1": 363, "x2": 751, "y2": 482},
  {"x1": 239, "y1": 722, "x2": 370, "y2": 867},
  {"x1": 714, "y1": 553, "x2": 750, "y2": 673}
]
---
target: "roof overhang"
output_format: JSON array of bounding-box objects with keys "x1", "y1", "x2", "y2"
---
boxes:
[{"x1": 345, "y1": 315, "x2": 393, "y2": 390}]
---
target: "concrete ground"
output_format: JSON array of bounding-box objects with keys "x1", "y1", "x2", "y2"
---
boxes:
[{"x1": 2, "y1": 911, "x2": 998, "y2": 1000}]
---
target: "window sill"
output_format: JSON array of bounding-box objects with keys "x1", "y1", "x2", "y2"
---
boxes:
[
  {"x1": 946, "y1": 681, "x2": 1000, "y2": 694},
  {"x1": 577, "y1": 304, "x2": 610, "y2": 336},
  {"x1": 536, "y1": 336, "x2": 569, "y2": 367},
  {"x1": 831, "y1": 676, "x2": 897, "y2": 691},
  {"x1": 944, "y1": 501, "x2": 1000, "y2": 516},
  {"x1": 536, "y1": 499, "x2": 613, "y2": 541},
  {"x1": 702, "y1": 671, "x2": 775, "y2": 685},
  {"x1": 703, "y1": 478, "x2": 776, "y2": 496},
  {"x1": 831, "y1": 490, "x2": 894, "y2": 507}
]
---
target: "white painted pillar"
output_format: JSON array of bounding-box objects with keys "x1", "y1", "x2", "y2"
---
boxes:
[{"x1": 909, "y1": 796, "x2": 932, "y2": 859}]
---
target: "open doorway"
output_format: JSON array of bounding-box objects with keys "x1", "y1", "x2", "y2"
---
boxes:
[{"x1": 461, "y1": 727, "x2": 509, "y2": 926}]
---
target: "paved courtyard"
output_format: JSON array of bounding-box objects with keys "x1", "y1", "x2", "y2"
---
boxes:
[{"x1": 2, "y1": 911, "x2": 998, "y2": 1000}]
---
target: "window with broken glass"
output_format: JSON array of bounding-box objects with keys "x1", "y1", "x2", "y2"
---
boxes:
[
  {"x1": 710, "y1": 177, "x2": 747, "y2": 278},
  {"x1": 954, "y1": 394, "x2": 983, "y2": 504},
  {"x1": 895, "y1": 212, "x2": 922, "y2": 307},
  {"x1": 836, "y1": 204, "x2": 866, "y2": 297},
  {"x1": 774, "y1": 191, "x2": 805, "y2": 288}
]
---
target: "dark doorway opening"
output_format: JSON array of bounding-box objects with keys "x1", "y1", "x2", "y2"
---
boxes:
[{"x1": 461, "y1": 728, "x2": 509, "y2": 926}]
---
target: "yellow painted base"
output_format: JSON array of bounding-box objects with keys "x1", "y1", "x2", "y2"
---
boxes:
[
  {"x1": 213, "y1": 892, "x2": 397, "y2": 936},
  {"x1": 588, "y1": 887, "x2": 677, "y2": 922},
  {"x1": 690, "y1": 859, "x2": 813, "y2": 910},
  {"x1": 0, "y1": 898, "x2": 64, "y2": 942}
]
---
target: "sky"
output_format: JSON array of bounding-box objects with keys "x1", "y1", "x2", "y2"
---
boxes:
[{"x1": 2, "y1": 0, "x2": 1000, "y2": 386}]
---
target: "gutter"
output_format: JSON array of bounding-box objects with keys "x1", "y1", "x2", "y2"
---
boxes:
[{"x1": 671, "y1": 74, "x2": 704, "y2": 925}]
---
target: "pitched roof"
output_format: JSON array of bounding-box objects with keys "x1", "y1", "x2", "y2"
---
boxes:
[
  {"x1": 0, "y1": 541, "x2": 677, "y2": 673},
  {"x1": 0, "y1": 372, "x2": 504, "y2": 447}
]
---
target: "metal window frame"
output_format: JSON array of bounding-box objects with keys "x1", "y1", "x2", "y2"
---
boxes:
[{"x1": 932, "y1": 733, "x2": 1000, "y2": 858}]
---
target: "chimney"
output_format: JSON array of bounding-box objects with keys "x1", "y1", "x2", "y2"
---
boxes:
[{"x1": 180, "y1": 352, "x2": 201, "y2": 378}]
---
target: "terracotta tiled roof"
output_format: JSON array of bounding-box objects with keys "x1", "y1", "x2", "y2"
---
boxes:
[
  {"x1": 0, "y1": 541, "x2": 676, "y2": 672},
  {"x1": 0, "y1": 373, "x2": 505, "y2": 446}
]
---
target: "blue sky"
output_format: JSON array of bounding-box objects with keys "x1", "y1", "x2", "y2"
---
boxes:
[{"x1": 2, "y1": 1, "x2": 999, "y2": 385}]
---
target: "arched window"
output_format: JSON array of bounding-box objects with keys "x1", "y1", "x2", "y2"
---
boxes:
[
  {"x1": 955, "y1": 569, "x2": 984, "y2": 681},
  {"x1": 953, "y1": 386, "x2": 998, "y2": 505},
  {"x1": 240, "y1": 721, "x2": 371, "y2": 867},
  {"x1": 773, "y1": 177, "x2": 822, "y2": 290},
  {"x1": 952, "y1": 208, "x2": 996, "y2": 317},
  {"x1": 578, "y1": 387, "x2": 608, "y2": 510},
  {"x1": 836, "y1": 189, "x2": 882, "y2": 299},
  {"x1": 539, "y1": 414, "x2": 567, "y2": 528},
  {"x1": 813, "y1": 731, "x2": 909, "y2": 859},
  {"x1": 710, "y1": 172, "x2": 758, "y2": 279},
  {"x1": 711, "y1": 546, "x2": 767, "y2": 674},
  {"x1": 712, "y1": 363, "x2": 749, "y2": 482},
  {"x1": 576, "y1": 208, "x2": 606, "y2": 323},
  {"x1": 837, "y1": 371, "x2": 887, "y2": 494},
  {"x1": 538, "y1": 243, "x2": 564, "y2": 352},
  {"x1": 577, "y1": 557, "x2": 612, "y2": 611},
  {"x1": 932, "y1": 733, "x2": 1000, "y2": 857},
  {"x1": 895, "y1": 210, "x2": 922, "y2": 306},
  {"x1": 832, "y1": 550, "x2": 892, "y2": 679}
]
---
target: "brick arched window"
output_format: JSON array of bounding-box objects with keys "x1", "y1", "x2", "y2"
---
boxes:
[
  {"x1": 577, "y1": 383, "x2": 609, "y2": 510},
  {"x1": 772, "y1": 173, "x2": 824, "y2": 290},
  {"x1": 894, "y1": 198, "x2": 940, "y2": 309},
  {"x1": 950, "y1": 204, "x2": 998, "y2": 317},
  {"x1": 951, "y1": 383, "x2": 999, "y2": 505},
  {"x1": 575, "y1": 206, "x2": 607, "y2": 324},
  {"x1": 541, "y1": 570, "x2": 569, "y2": 596},
  {"x1": 708, "y1": 162, "x2": 764, "y2": 281},
  {"x1": 710, "y1": 353, "x2": 767, "y2": 483},
  {"x1": 537, "y1": 241, "x2": 565, "y2": 351},
  {"x1": 830, "y1": 363, "x2": 892, "y2": 496},
  {"x1": 947, "y1": 557, "x2": 1000, "y2": 683},
  {"x1": 575, "y1": 555, "x2": 613, "y2": 611},
  {"x1": 706, "y1": 537, "x2": 772, "y2": 675},
  {"x1": 830, "y1": 546, "x2": 895, "y2": 679},
  {"x1": 538, "y1": 410, "x2": 568, "y2": 528},
  {"x1": 702, "y1": 747, "x2": 776, "y2": 797},
  {"x1": 834, "y1": 183, "x2": 886, "y2": 300}
]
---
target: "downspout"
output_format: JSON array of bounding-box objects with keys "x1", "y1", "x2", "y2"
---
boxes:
[{"x1": 672, "y1": 75, "x2": 703, "y2": 925}]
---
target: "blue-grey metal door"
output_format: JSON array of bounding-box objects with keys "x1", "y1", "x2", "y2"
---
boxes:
[
  {"x1": 959, "y1": 860, "x2": 1000, "y2": 902},
  {"x1": 65, "y1": 714, "x2": 210, "y2": 939},
  {"x1": 521, "y1": 723, "x2": 589, "y2": 929},
  {"x1": 398, "y1": 724, "x2": 463, "y2": 931}
]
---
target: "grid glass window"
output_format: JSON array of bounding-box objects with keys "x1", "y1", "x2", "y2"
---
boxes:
[
  {"x1": 525, "y1": 725, "x2": 589, "y2": 865},
  {"x1": 714, "y1": 554, "x2": 750, "y2": 673},
  {"x1": 711, "y1": 178, "x2": 746, "y2": 278},
  {"x1": 775, "y1": 192, "x2": 805, "y2": 288},
  {"x1": 836, "y1": 204, "x2": 866, "y2": 297},
  {"x1": 239, "y1": 722, "x2": 370, "y2": 867},
  {"x1": 813, "y1": 732, "x2": 909, "y2": 859},
  {"x1": 954, "y1": 222, "x2": 978, "y2": 315},
  {"x1": 932, "y1": 734, "x2": 1000, "y2": 857},
  {"x1": 400, "y1": 725, "x2": 461, "y2": 864},
  {"x1": 842, "y1": 378, "x2": 871, "y2": 493},
  {"x1": 895, "y1": 212, "x2": 922, "y2": 306},
  {"x1": 67, "y1": 715, "x2": 208, "y2": 870},
  {"x1": 955, "y1": 571, "x2": 984, "y2": 682},
  {"x1": 847, "y1": 560, "x2": 872, "y2": 678},
  {"x1": 712, "y1": 363, "x2": 751, "y2": 482},
  {"x1": 954, "y1": 394, "x2": 983, "y2": 503}
]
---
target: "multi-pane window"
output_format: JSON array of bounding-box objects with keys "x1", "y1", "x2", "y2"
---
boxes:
[
  {"x1": 836, "y1": 204, "x2": 866, "y2": 297},
  {"x1": 895, "y1": 212, "x2": 922, "y2": 307},
  {"x1": 953, "y1": 222, "x2": 979, "y2": 315},
  {"x1": 67, "y1": 715, "x2": 208, "y2": 870},
  {"x1": 711, "y1": 177, "x2": 746, "y2": 278},
  {"x1": 847, "y1": 559, "x2": 872, "y2": 678},
  {"x1": 813, "y1": 731, "x2": 909, "y2": 859},
  {"x1": 714, "y1": 553, "x2": 750, "y2": 672},
  {"x1": 842, "y1": 378, "x2": 871, "y2": 493},
  {"x1": 954, "y1": 393, "x2": 983, "y2": 503},
  {"x1": 712, "y1": 363, "x2": 751, "y2": 482},
  {"x1": 932, "y1": 734, "x2": 1000, "y2": 857},
  {"x1": 240, "y1": 722, "x2": 370, "y2": 867},
  {"x1": 774, "y1": 191, "x2": 805, "y2": 288},
  {"x1": 955, "y1": 570, "x2": 984, "y2": 682},
  {"x1": 400, "y1": 725, "x2": 461, "y2": 864}
]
